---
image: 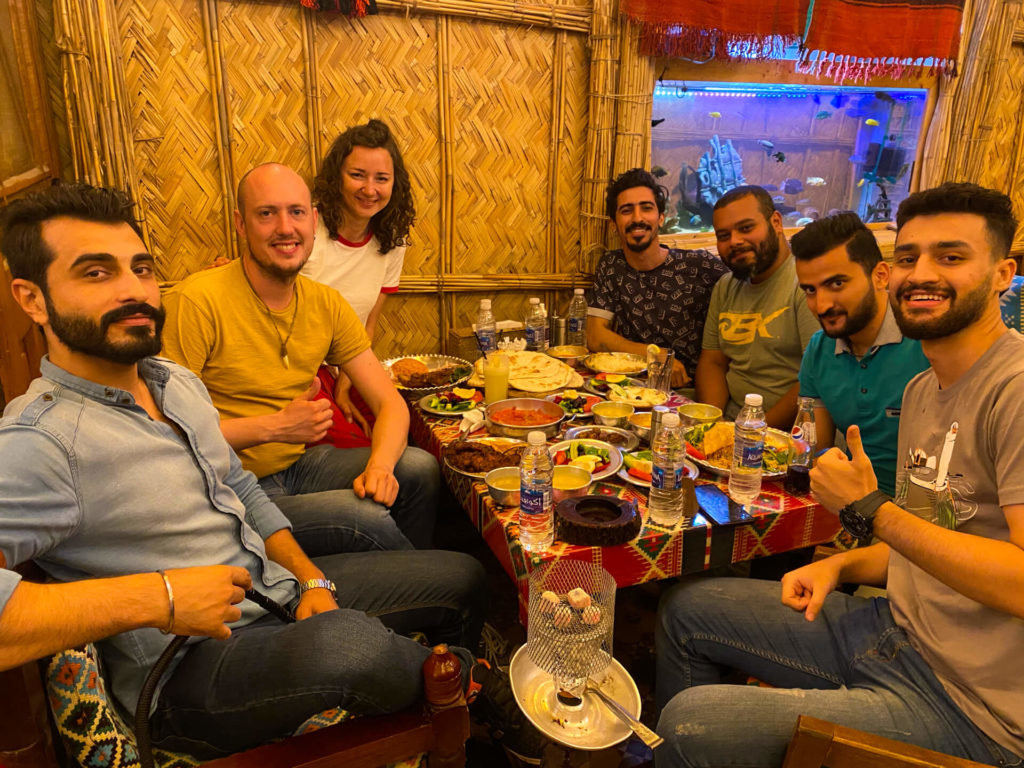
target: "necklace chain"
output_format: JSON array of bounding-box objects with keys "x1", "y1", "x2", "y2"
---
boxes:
[{"x1": 240, "y1": 261, "x2": 299, "y2": 368}]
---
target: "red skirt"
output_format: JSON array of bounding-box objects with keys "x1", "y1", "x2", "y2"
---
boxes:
[{"x1": 308, "y1": 365, "x2": 375, "y2": 449}]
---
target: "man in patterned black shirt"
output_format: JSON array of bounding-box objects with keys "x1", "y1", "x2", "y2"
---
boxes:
[{"x1": 586, "y1": 168, "x2": 729, "y2": 387}]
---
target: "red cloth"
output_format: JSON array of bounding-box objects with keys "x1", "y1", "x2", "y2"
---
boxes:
[
  {"x1": 800, "y1": 0, "x2": 965, "y2": 80},
  {"x1": 620, "y1": 0, "x2": 807, "y2": 59},
  {"x1": 308, "y1": 365, "x2": 374, "y2": 450}
]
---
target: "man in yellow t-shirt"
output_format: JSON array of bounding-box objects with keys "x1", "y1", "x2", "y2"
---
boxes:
[{"x1": 163, "y1": 163, "x2": 438, "y2": 550}]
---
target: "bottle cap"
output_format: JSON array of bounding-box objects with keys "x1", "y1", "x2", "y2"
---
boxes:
[
  {"x1": 744, "y1": 393, "x2": 764, "y2": 407},
  {"x1": 653, "y1": 404, "x2": 670, "y2": 414},
  {"x1": 574, "y1": 288, "x2": 584, "y2": 295},
  {"x1": 529, "y1": 297, "x2": 540, "y2": 305},
  {"x1": 662, "y1": 413, "x2": 680, "y2": 427},
  {"x1": 480, "y1": 299, "x2": 492, "y2": 310},
  {"x1": 527, "y1": 431, "x2": 547, "y2": 446}
]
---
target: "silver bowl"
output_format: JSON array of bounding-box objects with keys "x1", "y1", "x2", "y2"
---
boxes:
[
  {"x1": 628, "y1": 412, "x2": 652, "y2": 443},
  {"x1": 591, "y1": 401, "x2": 635, "y2": 427},
  {"x1": 553, "y1": 465, "x2": 592, "y2": 503},
  {"x1": 547, "y1": 345, "x2": 589, "y2": 367},
  {"x1": 485, "y1": 398, "x2": 566, "y2": 439},
  {"x1": 564, "y1": 425, "x2": 640, "y2": 453},
  {"x1": 485, "y1": 466, "x2": 521, "y2": 507}
]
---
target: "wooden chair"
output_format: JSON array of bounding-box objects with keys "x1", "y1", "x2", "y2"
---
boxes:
[{"x1": 783, "y1": 715, "x2": 991, "y2": 768}]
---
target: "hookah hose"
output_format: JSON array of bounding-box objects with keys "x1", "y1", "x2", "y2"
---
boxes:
[{"x1": 134, "y1": 589, "x2": 296, "y2": 768}]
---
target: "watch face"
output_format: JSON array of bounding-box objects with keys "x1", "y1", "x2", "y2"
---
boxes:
[{"x1": 840, "y1": 505, "x2": 871, "y2": 540}]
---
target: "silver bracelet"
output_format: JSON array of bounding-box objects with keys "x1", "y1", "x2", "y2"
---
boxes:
[{"x1": 157, "y1": 570, "x2": 175, "y2": 634}]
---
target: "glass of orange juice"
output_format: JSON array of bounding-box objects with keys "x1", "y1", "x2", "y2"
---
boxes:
[{"x1": 483, "y1": 353, "x2": 510, "y2": 404}]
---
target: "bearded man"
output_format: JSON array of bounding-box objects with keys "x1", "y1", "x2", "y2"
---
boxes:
[
  {"x1": 696, "y1": 185, "x2": 818, "y2": 428},
  {"x1": 792, "y1": 212, "x2": 929, "y2": 495}
]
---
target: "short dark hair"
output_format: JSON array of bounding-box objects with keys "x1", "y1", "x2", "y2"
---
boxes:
[
  {"x1": 791, "y1": 212, "x2": 881, "y2": 276},
  {"x1": 0, "y1": 183, "x2": 142, "y2": 293},
  {"x1": 713, "y1": 185, "x2": 776, "y2": 221},
  {"x1": 896, "y1": 182, "x2": 1019, "y2": 258},
  {"x1": 313, "y1": 119, "x2": 415, "y2": 255},
  {"x1": 605, "y1": 168, "x2": 668, "y2": 219}
]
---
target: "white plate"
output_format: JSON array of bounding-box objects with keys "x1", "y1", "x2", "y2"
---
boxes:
[
  {"x1": 508, "y1": 644, "x2": 641, "y2": 750},
  {"x1": 381, "y1": 354, "x2": 473, "y2": 395},
  {"x1": 617, "y1": 457, "x2": 699, "y2": 488},
  {"x1": 547, "y1": 439, "x2": 623, "y2": 481},
  {"x1": 583, "y1": 376, "x2": 642, "y2": 397},
  {"x1": 543, "y1": 392, "x2": 604, "y2": 419},
  {"x1": 687, "y1": 424, "x2": 790, "y2": 478},
  {"x1": 418, "y1": 391, "x2": 483, "y2": 417},
  {"x1": 443, "y1": 437, "x2": 526, "y2": 478},
  {"x1": 583, "y1": 352, "x2": 646, "y2": 377}
]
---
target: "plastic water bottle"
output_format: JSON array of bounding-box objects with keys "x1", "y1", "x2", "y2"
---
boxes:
[
  {"x1": 476, "y1": 299, "x2": 497, "y2": 354},
  {"x1": 519, "y1": 431, "x2": 554, "y2": 553},
  {"x1": 648, "y1": 412, "x2": 686, "y2": 526},
  {"x1": 566, "y1": 288, "x2": 587, "y2": 347},
  {"x1": 540, "y1": 303, "x2": 550, "y2": 349},
  {"x1": 525, "y1": 298, "x2": 547, "y2": 352},
  {"x1": 786, "y1": 396, "x2": 816, "y2": 494},
  {"x1": 729, "y1": 393, "x2": 767, "y2": 505}
]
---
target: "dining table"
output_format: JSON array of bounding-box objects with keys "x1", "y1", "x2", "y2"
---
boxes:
[{"x1": 408, "y1": 388, "x2": 847, "y2": 624}]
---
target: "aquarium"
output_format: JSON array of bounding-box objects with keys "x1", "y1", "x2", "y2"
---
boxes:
[{"x1": 650, "y1": 81, "x2": 929, "y2": 232}]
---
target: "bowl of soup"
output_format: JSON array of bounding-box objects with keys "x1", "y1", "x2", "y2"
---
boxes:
[
  {"x1": 552, "y1": 464, "x2": 593, "y2": 503},
  {"x1": 591, "y1": 400, "x2": 635, "y2": 427},
  {"x1": 485, "y1": 398, "x2": 565, "y2": 439},
  {"x1": 485, "y1": 466, "x2": 522, "y2": 506}
]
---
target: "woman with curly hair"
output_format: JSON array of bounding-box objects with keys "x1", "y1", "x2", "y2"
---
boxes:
[{"x1": 303, "y1": 119, "x2": 415, "y2": 446}]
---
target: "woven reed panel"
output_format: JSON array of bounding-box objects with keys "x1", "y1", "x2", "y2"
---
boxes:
[
  {"x1": 118, "y1": 0, "x2": 224, "y2": 280},
  {"x1": 376, "y1": 294, "x2": 441, "y2": 355},
  {"x1": 447, "y1": 20, "x2": 553, "y2": 275},
  {"x1": 311, "y1": 11, "x2": 441, "y2": 279},
  {"x1": 555, "y1": 33, "x2": 590, "y2": 277},
  {"x1": 217, "y1": 2, "x2": 312, "y2": 181},
  {"x1": 33, "y1": 0, "x2": 72, "y2": 178}
]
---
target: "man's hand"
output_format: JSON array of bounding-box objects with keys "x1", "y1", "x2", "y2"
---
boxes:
[
  {"x1": 333, "y1": 374, "x2": 371, "y2": 438},
  {"x1": 271, "y1": 379, "x2": 333, "y2": 444},
  {"x1": 780, "y1": 557, "x2": 843, "y2": 621},
  {"x1": 670, "y1": 359, "x2": 691, "y2": 388},
  {"x1": 294, "y1": 587, "x2": 339, "y2": 620},
  {"x1": 810, "y1": 424, "x2": 878, "y2": 513},
  {"x1": 163, "y1": 565, "x2": 252, "y2": 639},
  {"x1": 354, "y1": 463, "x2": 400, "y2": 506}
]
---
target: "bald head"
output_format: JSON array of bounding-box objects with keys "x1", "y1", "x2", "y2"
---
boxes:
[{"x1": 236, "y1": 163, "x2": 310, "y2": 216}]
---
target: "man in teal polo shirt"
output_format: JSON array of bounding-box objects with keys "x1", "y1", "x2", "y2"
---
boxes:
[{"x1": 792, "y1": 213, "x2": 929, "y2": 496}]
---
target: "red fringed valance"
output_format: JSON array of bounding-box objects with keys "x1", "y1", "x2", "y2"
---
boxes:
[{"x1": 299, "y1": 0, "x2": 377, "y2": 16}]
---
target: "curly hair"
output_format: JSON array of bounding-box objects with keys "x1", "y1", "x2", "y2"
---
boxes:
[
  {"x1": 313, "y1": 119, "x2": 415, "y2": 255},
  {"x1": 605, "y1": 168, "x2": 669, "y2": 219}
]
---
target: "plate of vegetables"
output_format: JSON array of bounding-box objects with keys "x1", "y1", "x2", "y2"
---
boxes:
[
  {"x1": 419, "y1": 388, "x2": 484, "y2": 416},
  {"x1": 617, "y1": 450, "x2": 699, "y2": 487},
  {"x1": 584, "y1": 373, "x2": 641, "y2": 396},
  {"x1": 684, "y1": 422, "x2": 790, "y2": 478},
  {"x1": 544, "y1": 389, "x2": 604, "y2": 417},
  {"x1": 548, "y1": 439, "x2": 623, "y2": 481}
]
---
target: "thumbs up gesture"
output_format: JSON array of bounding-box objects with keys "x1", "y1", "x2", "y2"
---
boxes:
[
  {"x1": 809, "y1": 424, "x2": 879, "y2": 514},
  {"x1": 270, "y1": 378, "x2": 334, "y2": 444}
]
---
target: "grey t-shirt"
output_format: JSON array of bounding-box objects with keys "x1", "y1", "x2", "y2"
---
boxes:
[
  {"x1": 702, "y1": 254, "x2": 819, "y2": 418},
  {"x1": 890, "y1": 330, "x2": 1024, "y2": 756}
]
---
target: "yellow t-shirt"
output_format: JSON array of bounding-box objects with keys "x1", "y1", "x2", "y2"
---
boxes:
[{"x1": 162, "y1": 259, "x2": 370, "y2": 477}]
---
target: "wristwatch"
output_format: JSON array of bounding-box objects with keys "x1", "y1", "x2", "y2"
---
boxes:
[
  {"x1": 839, "y1": 490, "x2": 890, "y2": 540},
  {"x1": 299, "y1": 578, "x2": 337, "y2": 596}
]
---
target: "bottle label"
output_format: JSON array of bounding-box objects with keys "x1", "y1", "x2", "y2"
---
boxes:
[
  {"x1": 520, "y1": 487, "x2": 551, "y2": 516},
  {"x1": 478, "y1": 329, "x2": 496, "y2": 352},
  {"x1": 791, "y1": 421, "x2": 815, "y2": 444},
  {"x1": 567, "y1": 317, "x2": 584, "y2": 334},
  {"x1": 525, "y1": 327, "x2": 541, "y2": 347},
  {"x1": 740, "y1": 443, "x2": 764, "y2": 467},
  {"x1": 651, "y1": 465, "x2": 682, "y2": 491}
]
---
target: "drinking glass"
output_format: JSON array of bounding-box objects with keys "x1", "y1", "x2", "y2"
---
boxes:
[{"x1": 483, "y1": 354, "x2": 510, "y2": 403}]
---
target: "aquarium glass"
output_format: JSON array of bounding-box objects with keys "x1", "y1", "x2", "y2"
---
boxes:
[{"x1": 650, "y1": 81, "x2": 928, "y2": 233}]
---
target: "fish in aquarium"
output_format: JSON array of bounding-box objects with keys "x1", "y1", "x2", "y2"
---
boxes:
[
  {"x1": 689, "y1": 214, "x2": 704, "y2": 227},
  {"x1": 874, "y1": 91, "x2": 896, "y2": 103},
  {"x1": 796, "y1": 217, "x2": 814, "y2": 227},
  {"x1": 797, "y1": 198, "x2": 811, "y2": 205},
  {"x1": 651, "y1": 118, "x2": 666, "y2": 127},
  {"x1": 651, "y1": 166, "x2": 668, "y2": 178},
  {"x1": 806, "y1": 177, "x2": 827, "y2": 186},
  {"x1": 781, "y1": 178, "x2": 803, "y2": 195},
  {"x1": 815, "y1": 111, "x2": 832, "y2": 120},
  {"x1": 829, "y1": 93, "x2": 847, "y2": 109},
  {"x1": 865, "y1": 118, "x2": 881, "y2": 126},
  {"x1": 709, "y1": 111, "x2": 722, "y2": 118},
  {"x1": 757, "y1": 139, "x2": 775, "y2": 153},
  {"x1": 762, "y1": 183, "x2": 779, "y2": 191},
  {"x1": 772, "y1": 195, "x2": 786, "y2": 204},
  {"x1": 771, "y1": 151, "x2": 786, "y2": 163}
]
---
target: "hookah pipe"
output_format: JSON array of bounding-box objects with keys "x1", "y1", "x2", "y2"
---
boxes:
[{"x1": 134, "y1": 589, "x2": 296, "y2": 768}]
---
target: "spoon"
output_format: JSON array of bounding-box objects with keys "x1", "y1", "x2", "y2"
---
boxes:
[{"x1": 585, "y1": 679, "x2": 663, "y2": 748}]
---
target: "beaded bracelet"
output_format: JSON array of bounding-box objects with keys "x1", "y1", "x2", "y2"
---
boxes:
[{"x1": 156, "y1": 570, "x2": 175, "y2": 634}]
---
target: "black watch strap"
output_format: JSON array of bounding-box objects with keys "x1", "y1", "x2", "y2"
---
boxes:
[{"x1": 840, "y1": 489, "x2": 890, "y2": 540}]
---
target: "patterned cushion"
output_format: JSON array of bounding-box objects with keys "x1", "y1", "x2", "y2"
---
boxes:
[{"x1": 46, "y1": 645, "x2": 425, "y2": 768}]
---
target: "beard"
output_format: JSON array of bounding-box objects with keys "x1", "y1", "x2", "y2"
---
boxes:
[
  {"x1": 891, "y1": 276, "x2": 991, "y2": 340},
  {"x1": 820, "y1": 289, "x2": 878, "y2": 339},
  {"x1": 246, "y1": 241, "x2": 308, "y2": 280},
  {"x1": 47, "y1": 299, "x2": 165, "y2": 365},
  {"x1": 622, "y1": 222, "x2": 657, "y2": 253},
  {"x1": 725, "y1": 226, "x2": 780, "y2": 281}
]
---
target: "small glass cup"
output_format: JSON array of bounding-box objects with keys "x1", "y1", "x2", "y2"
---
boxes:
[
  {"x1": 647, "y1": 348, "x2": 675, "y2": 394},
  {"x1": 483, "y1": 353, "x2": 510, "y2": 404}
]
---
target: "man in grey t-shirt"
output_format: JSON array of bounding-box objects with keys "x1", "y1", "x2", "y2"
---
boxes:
[
  {"x1": 654, "y1": 182, "x2": 1024, "y2": 768},
  {"x1": 696, "y1": 185, "x2": 818, "y2": 428}
]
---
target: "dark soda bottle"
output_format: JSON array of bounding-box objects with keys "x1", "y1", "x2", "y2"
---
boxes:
[
  {"x1": 785, "y1": 463, "x2": 811, "y2": 494},
  {"x1": 786, "y1": 396, "x2": 816, "y2": 495}
]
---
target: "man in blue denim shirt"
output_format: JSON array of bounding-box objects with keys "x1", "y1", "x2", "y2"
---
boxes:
[{"x1": 0, "y1": 184, "x2": 485, "y2": 758}]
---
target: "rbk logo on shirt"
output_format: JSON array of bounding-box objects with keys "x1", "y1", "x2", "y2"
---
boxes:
[{"x1": 718, "y1": 307, "x2": 790, "y2": 344}]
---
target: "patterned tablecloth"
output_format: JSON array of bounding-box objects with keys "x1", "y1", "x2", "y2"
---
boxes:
[{"x1": 410, "y1": 402, "x2": 844, "y2": 623}]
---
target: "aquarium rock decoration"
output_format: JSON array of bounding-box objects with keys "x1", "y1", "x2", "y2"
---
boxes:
[{"x1": 673, "y1": 134, "x2": 746, "y2": 230}]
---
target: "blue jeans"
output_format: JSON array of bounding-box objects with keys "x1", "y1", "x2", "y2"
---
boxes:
[
  {"x1": 655, "y1": 578, "x2": 1022, "y2": 768},
  {"x1": 151, "y1": 549, "x2": 485, "y2": 758},
  {"x1": 260, "y1": 444, "x2": 439, "y2": 551}
]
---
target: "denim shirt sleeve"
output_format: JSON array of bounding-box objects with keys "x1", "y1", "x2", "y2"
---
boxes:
[
  {"x1": 0, "y1": 424, "x2": 80, "y2": 618},
  {"x1": 224, "y1": 447, "x2": 291, "y2": 539}
]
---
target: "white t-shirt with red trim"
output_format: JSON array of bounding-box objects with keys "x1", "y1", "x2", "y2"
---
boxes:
[{"x1": 302, "y1": 216, "x2": 405, "y2": 327}]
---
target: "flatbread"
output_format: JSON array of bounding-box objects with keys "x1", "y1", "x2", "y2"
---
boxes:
[{"x1": 468, "y1": 351, "x2": 582, "y2": 393}]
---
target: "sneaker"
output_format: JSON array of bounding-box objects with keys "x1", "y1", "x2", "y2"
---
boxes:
[{"x1": 469, "y1": 661, "x2": 548, "y2": 765}]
